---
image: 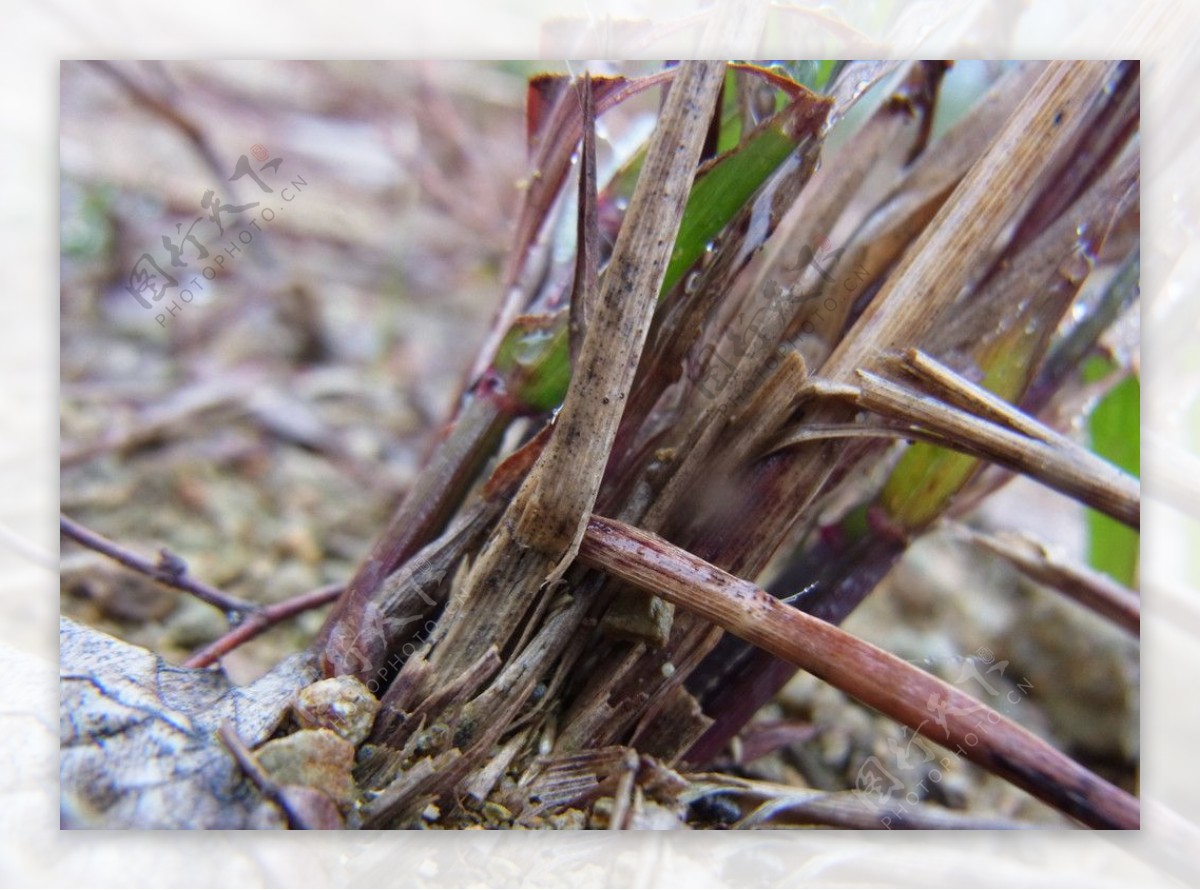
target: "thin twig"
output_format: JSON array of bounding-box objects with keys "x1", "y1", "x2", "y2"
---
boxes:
[
  {"x1": 608, "y1": 749, "x2": 640, "y2": 831},
  {"x1": 770, "y1": 359, "x2": 1141, "y2": 530},
  {"x1": 579, "y1": 514, "x2": 1140, "y2": 830},
  {"x1": 683, "y1": 773, "x2": 1039, "y2": 829},
  {"x1": 947, "y1": 523, "x2": 1139, "y2": 636},
  {"x1": 218, "y1": 722, "x2": 342, "y2": 829},
  {"x1": 0, "y1": 523, "x2": 56, "y2": 570},
  {"x1": 316, "y1": 394, "x2": 508, "y2": 676},
  {"x1": 85, "y1": 61, "x2": 228, "y2": 188},
  {"x1": 186, "y1": 583, "x2": 344, "y2": 668},
  {"x1": 897, "y1": 349, "x2": 1067, "y2": 443},
  {"x1": 851, "y1": 369, "x2": 1140, "y2": 528},
  {"x1": 60, "y1": 513, "x2": 255, "y2": 617}
]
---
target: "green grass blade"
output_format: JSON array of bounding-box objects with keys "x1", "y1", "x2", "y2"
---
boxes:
[
  {"x1": 496, "y1": 87, "x2": 829, "y2": 414},
  {"x1": 1083, "y1": 356, "x2": 1140, "y2": 586}
]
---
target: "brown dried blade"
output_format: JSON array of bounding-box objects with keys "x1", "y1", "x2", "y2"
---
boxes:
[
  {"x1": 316, "y1": 395, "x2": 508, "y2": 678},
  {"x1": 568, "y1": 74, "x2": 599, "y2": 367},
  {"x1": 947, "y1": 522, "x2": 1139, "y2": 636},
  {"x1": 606, "y1": 86, "x2": 833, "y2": 490},
  {"x1": 676, "y1": 63, "x2": 1122, "y2": 580},
  {"x1": 579, "y1": 515, "x2": 1139, "y2": 830},
  {"x1": 794, "y1": 61, "x2": 1047, "y2": 351},
  {"x1": 592, "y1": 65, "x2": 937, "y2": 644},
  {"x1": 851, "y1": 357, "x2": 1140, "y2": 529},
  {"x1": 410, "y1": 61, "x2": 728, "y2": 689}
]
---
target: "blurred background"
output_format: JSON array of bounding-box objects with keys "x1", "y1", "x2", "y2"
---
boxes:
[{"x1": 59, "y1": 61, "x2": 542, "y2": 675}]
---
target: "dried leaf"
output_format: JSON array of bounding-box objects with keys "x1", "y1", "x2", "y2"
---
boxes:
[{"x1": 60, "y1": 617, "x2": 317, "y2": 828}]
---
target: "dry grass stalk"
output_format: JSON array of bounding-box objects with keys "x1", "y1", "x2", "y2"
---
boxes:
[
  {"x1": 947, "y1": 523, "x2": 1139, "y2": 636},
  {"x1": 578, "y1": 515, "x2": 1139, "y2": 829}
]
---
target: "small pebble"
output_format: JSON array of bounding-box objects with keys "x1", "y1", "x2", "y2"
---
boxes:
[
  {"x1": 255, "y1": 728, "x2": 357, "y2": 808},
  {"x1": 293, "y1": 676, "x2": 380, "y2": 745}
]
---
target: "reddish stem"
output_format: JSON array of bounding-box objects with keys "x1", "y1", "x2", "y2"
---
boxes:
[
  {"x1": 60, "y1": 513, "x2": 256, "y2": 617},
  {"x1": 186, "y1": 583, "x2": 343, "y2": 669}
]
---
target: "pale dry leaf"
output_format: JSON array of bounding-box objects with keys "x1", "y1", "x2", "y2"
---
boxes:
[{"x1": 59, "y1": 616, "x2": 318, "y2": 828}]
